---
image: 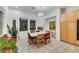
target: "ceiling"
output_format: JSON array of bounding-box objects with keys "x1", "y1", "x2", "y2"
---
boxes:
[{"x1": 8, "y1": 6, "x2": 68, "y2": 16}]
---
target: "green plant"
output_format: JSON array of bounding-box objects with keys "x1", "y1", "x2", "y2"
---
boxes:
[
  {"x1": 0, "y1": 37, "x2": 17, "y2": 53},
  {"x1": 7, "y1": 25, "x2": 18, "y2": 37}
]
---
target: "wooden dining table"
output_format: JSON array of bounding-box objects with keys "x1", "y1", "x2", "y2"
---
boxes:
[
  {"x1": 29, "y1": 31, "x2": 48, "y2": 37},
  {"x1": 28, "y1": 31, "x2": 50, "y2": 45}
]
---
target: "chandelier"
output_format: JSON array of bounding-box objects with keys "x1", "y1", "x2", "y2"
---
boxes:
[
  {"x1": 38, "y1": 12, "x2": 44, "y2": 17},
  {"x1": 32, "y1": 6, "x2": 44, "y2": 17},
  {"x1": 38, "y1": 6, "x2": 44, "y2": 17}
]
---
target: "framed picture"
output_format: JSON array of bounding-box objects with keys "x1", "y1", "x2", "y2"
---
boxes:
[
  {"x1": 20, "y1": 18, "x2": 28, "y2": 31},
  {"x1": 30, "y1": 20, "x2": 36, "y2": 31}
]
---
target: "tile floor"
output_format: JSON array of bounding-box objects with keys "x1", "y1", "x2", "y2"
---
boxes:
[{"x1": 17, "y1": 37, "x2": 79, "y2": 53}]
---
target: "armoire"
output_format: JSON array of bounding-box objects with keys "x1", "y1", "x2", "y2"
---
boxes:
[{"x1": 60, "y1": 9, "x2": 79, "y2": 45}]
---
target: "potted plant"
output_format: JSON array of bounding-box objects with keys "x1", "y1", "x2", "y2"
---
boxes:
[
  {"x1": 0, "y1": 37, "x2": 18, "y2": 53},
  {"x1": 7, "y1": 25, "x2": 18, "y2": 40}
]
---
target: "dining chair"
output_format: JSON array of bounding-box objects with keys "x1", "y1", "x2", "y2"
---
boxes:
[
  {"x1": 44, "y1": 32, "x2": 50, "y2": 44},
  {"x1": 28, "y1": 33, "x2": 35, "y2": 45},
  {"x1": 35, "y1": 34, "x2": 44, "y2": 44}
]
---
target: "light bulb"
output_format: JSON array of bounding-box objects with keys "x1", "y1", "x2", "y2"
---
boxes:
[{"x1": 38, "y1": 12, "x2": 44, "y2": 17}]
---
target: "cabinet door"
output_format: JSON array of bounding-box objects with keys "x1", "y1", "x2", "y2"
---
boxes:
[
  {"x1": 76, "y1": 40, "x2": 79, "y2": 45},
  {"x1": 61, "y1": 13, "x2": 67, "y2": 22},
  {"x1": 67, "y1": 11, "x2": 76, "y2": 22},
  {"x1": 67, "y1": 22, "x2": 76, "y2": 44},
  {"x1": 60, "y1": 22, "x2": 68, "y2": 41},
  {"x1": 76, "y1": 10, "x2": 79, "y2": 20},
  {"x1": 76, "y1": 18, "x2": 79, "y2": 45}
]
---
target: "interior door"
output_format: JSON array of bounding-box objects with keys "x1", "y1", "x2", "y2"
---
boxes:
[
  {"x1": 67, "y1": 22, "x2": 76, "y2": 44},
  {"x1": 60, "y1": 22, "x2": 68, "y2": 42}
]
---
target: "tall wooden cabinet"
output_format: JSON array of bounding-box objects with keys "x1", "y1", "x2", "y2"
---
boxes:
[
  {"x1": 76, "y1": 10, "x2": 79, "y2": 19},
  {"x1": 60, "y1": 10, "x2": 77, "y2": 45},
  {"x1": 76, "y1": 10, "x2": 79, "y2": 45},
  {"x1": 67, "y1": 22, "x2": 76, "y2": 44},
  {"x1": 67, "y1": 11, "x2": 76, "y2": 22},
  {"x1": 60, "y1": 22, "x2": 68, "y2": 42},
  {"x1": 67, "y1": 11, "x2": 76, "y2": 44},
  {"x1": 61, "y1": 13, "x2": 67, "y2": 22},
  {"x1": 60, "y1": 13, "x2": 68, "y2": 42}
]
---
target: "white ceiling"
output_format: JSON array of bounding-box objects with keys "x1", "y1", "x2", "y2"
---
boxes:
[{"x1": 8, "y1": 6, "x2": 68, "y2": 16}]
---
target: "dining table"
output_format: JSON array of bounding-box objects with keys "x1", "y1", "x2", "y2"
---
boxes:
[
  {"x1": 29, "y1": 31, "x2": 48, "y2": 37},
  {"x1": 28, "y1": 31, "x2": 50, "y2": 45}
]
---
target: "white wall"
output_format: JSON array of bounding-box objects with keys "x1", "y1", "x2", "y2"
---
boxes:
[
  {"x1": 44, "y1": 10, "x2": 57, "y2": 30},
  {"x1": 0, "y1": 6, "x2": 46, "y2": 39},
  {"x1": 0, "y1": 7, "x2": 40, "y2": 39},
  {"x1": 45, "y1": 17, "x2": 56, "y2": 30},
  {"x1": 44, "y1": 9, "x2": 60, "y2": 41},
  {"x1": 8, "y1": 8, "x2": 39, "y2": 38},
  {"x1": 0, "y1": 7, "x2": 9, "y2": 35},
  {"x1": 36, "y1": 16, "x2": 45, "y2": 30}
]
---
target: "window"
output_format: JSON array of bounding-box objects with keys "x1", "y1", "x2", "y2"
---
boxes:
[
  {"x1": 30, "y1": 20, "x2": 36, "y2": 30},
  {"x1": 20, "y1": 18, "x2": 28, "y2": 31},
  {"x1": 49, "y1": 21, "x2": 56, "y2": 30}
]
